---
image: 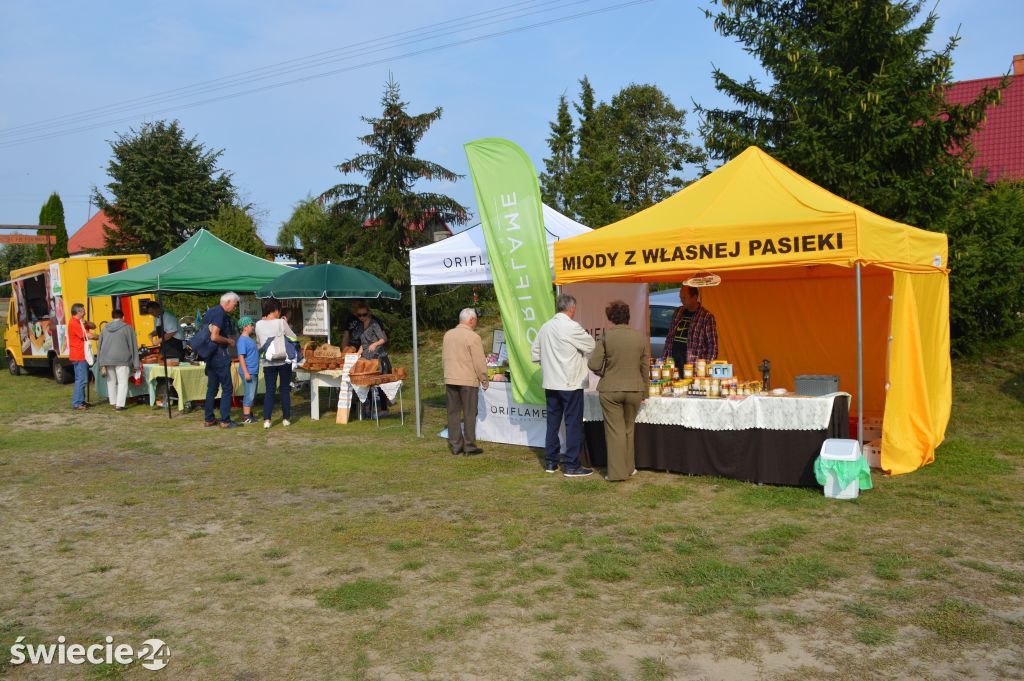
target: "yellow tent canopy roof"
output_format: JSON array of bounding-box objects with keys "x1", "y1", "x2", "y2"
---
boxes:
[{"x1": 554, "y1": 146, "x2": 948, "y2": 284}]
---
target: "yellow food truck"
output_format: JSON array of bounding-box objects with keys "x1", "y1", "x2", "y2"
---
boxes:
[{"x1": 4, "y1": 255, "x2": 156, "y2": 382}]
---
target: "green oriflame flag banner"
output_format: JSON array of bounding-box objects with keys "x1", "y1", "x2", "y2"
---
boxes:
[{"x1": 464, "y1": 138, "x2": 555, "y2": 405}]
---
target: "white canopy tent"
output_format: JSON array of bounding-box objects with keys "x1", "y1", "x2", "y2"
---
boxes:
[{"x1": 408, "y1": 204, "x2": 591, "y2": 436}]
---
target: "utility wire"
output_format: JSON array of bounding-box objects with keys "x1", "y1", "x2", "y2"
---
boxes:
[
  {"x1": 0, "y1": 0, "x2": 576, "y2": 138},
  {"x1": 1, "y1": 0, "x2": 650, "y2": 146}
]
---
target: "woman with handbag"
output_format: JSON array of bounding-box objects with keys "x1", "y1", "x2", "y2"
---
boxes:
[
  {"x1": 67, "y1": 303, "x2": 98, "y2": 411},
  {"x1": 587, "y1": 301, "x2": 649, "y2": 481},
  {"x1": 96, "y1": 308, "x2": 140, "y2": 410},
  {"x1": 255, "y1": 299, "x2": 298, "y2": 429}
]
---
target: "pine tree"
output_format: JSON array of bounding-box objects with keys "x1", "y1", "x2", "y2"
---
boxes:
[
  {"x1": 539, "y1": 94, "x2": 575, "y2": 213},
  {"x1": 568, "y1": 77, "x2": 620, "y2": 227},
  {"x1": 36, "y1": 193, "x2": 68, "y2": 260},
  {"x1": 697, "y1": 0, "x2": 1005, "y2": 230},
  {"x1": 319, "y1": 76, "x2": 468, "y2": 290}
]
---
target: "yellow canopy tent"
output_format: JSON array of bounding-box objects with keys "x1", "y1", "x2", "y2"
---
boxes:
[{"x1": 553, "y1": 146, "x2": 950, "y2": 475}]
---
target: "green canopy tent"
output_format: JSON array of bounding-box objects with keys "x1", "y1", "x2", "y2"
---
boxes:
[
  {"x1": 256, "y1": 261, "x2": 401, "y2": 344},
  {"x1": 256, "y1": 262, "x2": 401, "y2": 301},
  {"x1": 87, "y1": 229, "x2": 291, "y2": 295},
  {"x1": 87, "y1": 230, "x2": 292, "y2": 418},
  {"x1": 257, "y1": 263, "x2": 401, "y2": 423}
]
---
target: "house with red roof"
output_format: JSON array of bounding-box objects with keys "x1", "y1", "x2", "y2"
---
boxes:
[
  {"x1": 67, "y1": 209, "x2": 115, "y2": 255},
  {"x1": 945, "y1": 53, "x2": 1024, "y2": 183}
]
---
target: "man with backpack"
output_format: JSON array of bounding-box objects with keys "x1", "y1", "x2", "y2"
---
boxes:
[{"x1": 199, "y1": 292, "x2": 240, "y2": 428}]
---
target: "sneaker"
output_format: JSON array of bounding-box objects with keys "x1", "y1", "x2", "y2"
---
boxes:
[
  {"x1": 114, "y1": 406, "x2": 126, "y2": 412},
  {"x1": 544, "y1": 463, "x2": 559, "y2": 474},
  {"x1": 263, "y1": 420, "x2": 272, "y2": 429},
  {"x1": 282, "y1": 419, "x2": 291, "y2": 427},
  {"x1": 204, "y1": 420, "x2": 218, "y2": 427},
  {"x1": 242, "y1": 416, "x2": 258, "y2": 425},
  {"x1": 563, "y1": 467, "x2": 594, "y2": 478},
  {"x1": 631, "y1": 469, "x2": 638, "y2": 477},
  {"x1": 219, "y1": 421, "x2": 240, "y2": 429}
]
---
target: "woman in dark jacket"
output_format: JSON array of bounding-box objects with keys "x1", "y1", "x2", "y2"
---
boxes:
[{"x1": 587, "y1": 301, "x2": 649, "y2": 481}]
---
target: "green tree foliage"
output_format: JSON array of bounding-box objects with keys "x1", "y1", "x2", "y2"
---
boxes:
[
  {"x1": 542, "y1": 77, "x2": 704, "y2": 228},
  {"x1": 697, "y1": 0, "x2": 1003, "y2": 230},
  {"x1": 569, "y1": 77, "x2": 620, "y2": 228},
  {"x1": 277, "y1": 197, "x2": 345, "y2": 265},
  {"x1": 208, "y1": 204, "x2": 267, "y2": 257},
  {"x1": 539, "y1": 94, "x2": 575, "y2": 213},
  {"x1": 320, "y1": 76, "x2": 469, "y2": 285},
  {"x1": 946, "y1": 182, "x2": 1024, "y2": 353},
  {"x1": 318, "y1": 77, "x2": 470, "y2": 347},
  {"x1": 697, "y1": 0, "x2": 1015, "y2": 352},
  {"x1": 605, "y1": 84, "x2": 707, "y2": 213},
  {"x1": 0, "y1": 244, "x2": 37, "y2": 283},
  {"x1": 94, "y1": 120, "x2": 235, "y2": 258},
  {"x1": 36, "y1": 193, "x2": 68, "y2": 261}
]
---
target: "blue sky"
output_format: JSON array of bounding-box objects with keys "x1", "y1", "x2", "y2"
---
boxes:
[{"x1": 1, "y1": 0, "x2": 1021, "y2": 242}]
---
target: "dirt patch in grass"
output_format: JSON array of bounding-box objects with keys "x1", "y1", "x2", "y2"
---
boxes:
[{"x1": 2, "y1": 347, "x2": 1024, "y2": 678}]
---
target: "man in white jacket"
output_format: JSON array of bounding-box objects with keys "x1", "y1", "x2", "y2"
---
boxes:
[{"x1": 531, "y1": 293, "x2": 596, "y2": 476}]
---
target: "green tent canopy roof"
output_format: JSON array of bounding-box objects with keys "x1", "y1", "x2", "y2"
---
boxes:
[
  {"x1": 256, "y1": 262, "x2": 400, "y2": 300},
  {"x1": 86, "y1": 230, "x2": 292, "y2": 296}
]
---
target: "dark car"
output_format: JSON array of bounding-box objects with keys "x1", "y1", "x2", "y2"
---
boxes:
[{"x1": 648, "y1": 288, "x2": 680, "y2": 358}]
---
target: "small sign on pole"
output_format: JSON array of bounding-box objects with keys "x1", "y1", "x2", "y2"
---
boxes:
[
  {"x1": 302, "y1": 300, "x2": 328, "y2": 336},
  {"x1": 0, "y1": 234, "x2": 55, "y2": 245}
]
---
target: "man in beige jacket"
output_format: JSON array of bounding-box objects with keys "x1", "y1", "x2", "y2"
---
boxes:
[{"x1": 442, "y1": 308, "x2": 489, "y2": 456}]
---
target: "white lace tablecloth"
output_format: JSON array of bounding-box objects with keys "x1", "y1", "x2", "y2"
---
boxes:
[{"x1": 584, "y1": 392, "x2": 850, "y2": 431}]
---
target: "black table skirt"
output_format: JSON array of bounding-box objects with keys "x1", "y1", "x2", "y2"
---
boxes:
[{"x1": 582, "y1": 398, "x2": 849, "y2": 487}]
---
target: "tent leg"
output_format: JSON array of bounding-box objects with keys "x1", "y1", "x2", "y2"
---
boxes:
[
  {"x1": 325, "y1": 299, "x2": 331, "y2": 345},
  {"x1": 159, "y1": 292, "x2": 172, "y2": 419},
  {"x1": 411, "y1": 284, "x2": 422, "y2": 437},
  {"x1": 855, "y1": 263, "x2": 863, "y2": 445}
]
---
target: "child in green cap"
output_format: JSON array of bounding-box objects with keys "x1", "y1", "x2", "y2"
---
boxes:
[{"x1": 236, "y1": 316, "x2": 260, "y2": 425}]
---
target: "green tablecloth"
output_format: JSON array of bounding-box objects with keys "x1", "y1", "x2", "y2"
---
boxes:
[{"x1": 143, "y1": 362, "x2": 266, "y2": 411}]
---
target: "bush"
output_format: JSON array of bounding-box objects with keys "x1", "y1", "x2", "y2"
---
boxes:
[{"x1": 947, "y1": 182, "x2": 1024, "y2": 355}]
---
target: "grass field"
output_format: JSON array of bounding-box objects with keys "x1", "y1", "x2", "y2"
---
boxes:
[{"x1": 1, "y1": 336, "x2": 1022, "y2": 680}]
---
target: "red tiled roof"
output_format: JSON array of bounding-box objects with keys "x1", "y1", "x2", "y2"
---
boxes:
[
  {"x1": 68, "y1": 209, "x2": 115, "y2": 254},
  {"x1": 945, "y1": 73, "x2": 1024, "y2": 182},
  {"x1": 361, "y1": 209, "x2": 451, "y2": 235}
]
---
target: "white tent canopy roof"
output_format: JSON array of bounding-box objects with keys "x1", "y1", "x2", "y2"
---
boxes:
[{"x1": 409, "y1": 204, "x2": 590, "y2": 285}]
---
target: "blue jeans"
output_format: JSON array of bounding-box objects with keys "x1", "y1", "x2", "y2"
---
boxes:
[
  {"x1": 204, "y1": 353, "x2": 233, "y2": 423},
  {"x1": 263, "y1": 364, "x2": 292, "y2": 421},
  {"x1": 545, "y1": 389, "x2": 584, "y2": 470},
  {"x1": 72, "y1": 361, "x2": 89, "y2": 408},
  {"x1": 239, "y1": 371, "x2": 258, "y2": 408}
]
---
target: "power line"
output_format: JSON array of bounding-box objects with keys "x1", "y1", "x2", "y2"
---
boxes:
[
  {"x1": 0, "y1": 0, "x2": 575, "y2": 138},
  {"x1": 0, "y1": 0, "x2": 651, "y2": 147}
]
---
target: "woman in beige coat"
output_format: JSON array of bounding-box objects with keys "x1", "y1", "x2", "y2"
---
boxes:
[{"x1": 588, "y1": 301, "x2": 649, "y2": 481}]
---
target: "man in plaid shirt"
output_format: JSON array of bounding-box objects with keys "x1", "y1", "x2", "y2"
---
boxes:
[{"x1": 662, "y1": 286, "x2": 718, "y2": 366}]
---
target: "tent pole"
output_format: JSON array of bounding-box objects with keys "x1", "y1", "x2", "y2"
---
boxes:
[
  {"x1": 159, "y1": 291, "x2": 172, "y2": 419},
  {"x1": 325, "y1": 299, "x2": 331, "y2": 345},
  {"x1": 855, "y1": 263, "x2": 863, "y2": 445},
  {"x1": 411, "y1": 284, "x2": 422, "y2": 437}
]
